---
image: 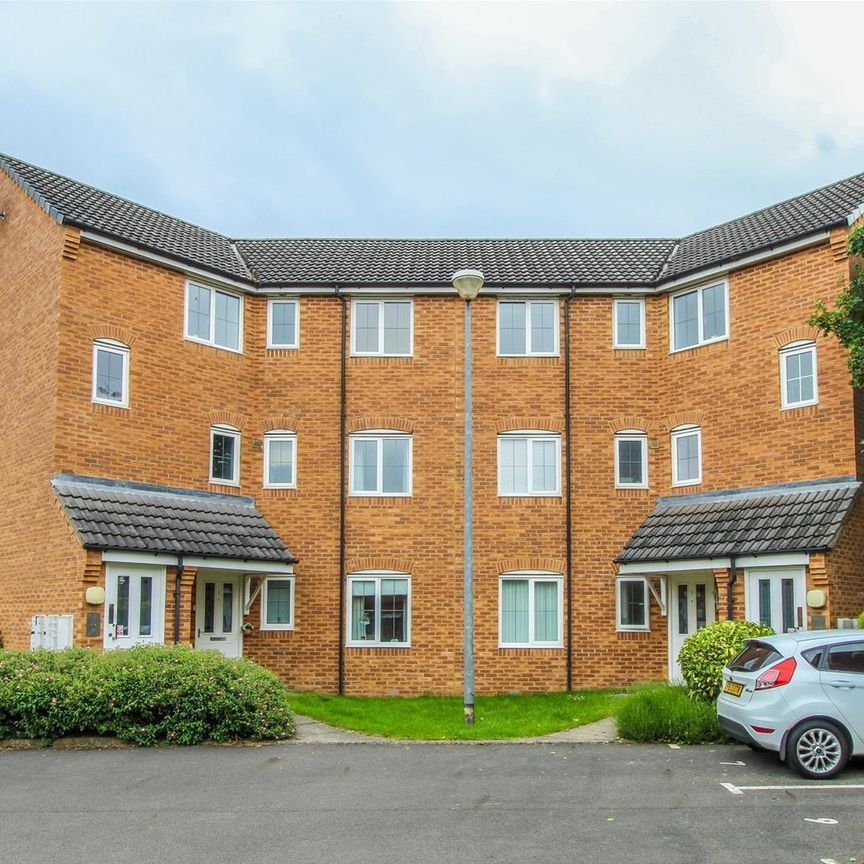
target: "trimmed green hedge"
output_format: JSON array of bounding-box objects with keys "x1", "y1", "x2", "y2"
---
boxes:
[
  {"x1": 678, "y1": 619, "x2": 774, "y2": 702},
  {"x1": 0, "y1": 646, "x2": 295, "y2": 745},
  {"x1": 616, "y1": 684, "x2": 726, "y2": 744}
]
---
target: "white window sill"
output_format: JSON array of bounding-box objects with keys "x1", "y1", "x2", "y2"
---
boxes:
[
  {"x1": 349, "y1": 492, "x2": 413, "y2": 498},
  {"x1": 498, "y1": 492, "x2": 562, "y2": 498},
  {"x1": 669, "y1": 335, "x2": 728, "y2": 355},
  {"x1": 613, "y1": 343, "x2": 646, "y2": 351},
  {"x1": 672, "y1": 479, "x2": 701, "y2": 488},
  {"x1": 498, "y1": 642, "x2": 564, "y2": 649},
  {"x1": 260, "y1": 624, "x2": 295, "y2": 632},
  {"x1": 184, "y1": 335, "x2": 244, "y2": 355},
  {"x1": 92, "y1": 398, "x2": 129, "y2": 410},
  {"x1": 781, "y1": 400, "x2": 818, "y2": 411},
  {"x1": 497, "y1": 352, "x2": 560, "y2": 359},
  {"x1": 616, "y1": 625, "x2": 650, "y2": 633},
  {"x1": 266, "y1": 343, "x2": 299, "y2": 350},
  {"x1": 263, "y1": 483, "x2": 297, "y2": 490},
  {"x1": 351, "y1": 352, "x2": 414, "y2": 359},
  {"x1": 210, "y1": 478, "x2": 241, "y2": 487},
  {"x1": 615, "y1": 482, "x2": 649, "y2": 490},
  {"x1": 346, "y1": 641, "x2": 411, "y2": 649}
]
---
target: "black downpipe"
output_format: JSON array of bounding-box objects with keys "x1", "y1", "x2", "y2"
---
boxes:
[
  {"x1": 564, "y1": 288, "x2": 575, "y2": 692},
  {"x1": 174, "y1": 554, "x2": 184, "y2": 644},
  {"x1": 726, "y1": 555, "x2": 737, "y2": 620},
  {"x1": 337, "y1": 287, "x2": 348, "y2": 695}
]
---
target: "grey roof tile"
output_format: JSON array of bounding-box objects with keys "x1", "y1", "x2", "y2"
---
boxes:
[
  {"x1": 52, "y1": 474, "x2": 296, "y2": 563},
  {"x1": 616, "y1": 478, "x2": 860, "y2": 564},
  {"x1": 3, "y1": 153, "x2": 862, "y2": 288}
]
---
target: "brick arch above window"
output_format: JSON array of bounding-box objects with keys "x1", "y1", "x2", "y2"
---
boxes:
[
  {"x1": 348, "y1": 417, "x2": 414, "y2": 434},
  {"x1": 88, "y1": 324, "x2": 136, "y2": 347},
  {"x1": 665, "y1": 412, "x2": 705, "y2": 431},
  {"x1": 261, "y1": 416, "x2": 303, "y2": 434},
  {"x1": 496, "y1": 557, "x2": 566, "y2": 576},
  {"x1": 345, "y1": 557, "x2": 414, "y2": 575},
  {"x1": 208, "y1": 410, "x2": 248, "y2": 431},
  {"x1": 773, "y1": 325, "x2": 821, "y2": 349},
  {"x1": 608, "y1": 416, "x2": 657, "y2": 434},
  {"x1": 494, "y1": 417, "x2": 565, "y2": 434}
]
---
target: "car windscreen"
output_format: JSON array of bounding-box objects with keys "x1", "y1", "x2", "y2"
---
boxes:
[{"x1": 729, "y1": 641, "x2": 782, "y2": 672}]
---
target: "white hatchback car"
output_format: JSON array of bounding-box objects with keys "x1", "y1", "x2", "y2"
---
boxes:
[{"x1": 717, "y1": 630, "x2": 864, "y2": 779}]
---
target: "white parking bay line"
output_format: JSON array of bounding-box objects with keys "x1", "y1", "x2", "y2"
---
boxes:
[{"x1": 721, "y1": 782, "x2": 864, "y2": 795}]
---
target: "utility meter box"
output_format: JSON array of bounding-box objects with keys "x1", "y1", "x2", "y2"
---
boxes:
[{"x1": 30, "y1": 615, "x2": 74, "y2": 650}]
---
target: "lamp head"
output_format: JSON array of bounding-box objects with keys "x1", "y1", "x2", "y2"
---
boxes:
[{"x1": 451, "y1": 269, "x2": 484, "y2": 301}]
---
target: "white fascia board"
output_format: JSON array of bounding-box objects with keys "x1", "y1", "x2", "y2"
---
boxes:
[
  {"x1": 100, "y1": 549, "x2": 294, "y2": 573},
  {"x1": 617, "y1": 552, "x2": 810, "y2": 575},
  {"x1": 847, "y1": 203, "x2": 864, "y2": 226},
  {"x1": 79, "y1": 230, "x2": 256, "y2": 294},
  {"x1": 258, "y1": 284, "x2": 575, "y2": 296}
]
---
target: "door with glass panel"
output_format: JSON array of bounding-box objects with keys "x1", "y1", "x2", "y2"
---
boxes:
[
  {"x1": 196, "y1": 574, "x2": 242, "y2": 657},
  {"x1": 669, "y1": 576, "x2": 715, "y2": 681},
  {"x1": 104, "y1": 565, "x2": 165, "y2": 649},
  {"x1": 745, "y1": 569, "x2": 806, "y2": 635}
]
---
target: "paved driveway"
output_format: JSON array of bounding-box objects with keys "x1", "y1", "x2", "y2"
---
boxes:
[{"x1": 1, "y1": 741, "x2": 862, "y2": 864}]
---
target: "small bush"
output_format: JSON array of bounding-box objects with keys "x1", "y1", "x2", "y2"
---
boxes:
[
  {"x1": 616, "y1": 684, "x2": 726, "y2": 744},
  {"x1": 0, "y1": 645, "x2": 294, "y2": 745},
  {"x1": 858, "y1": 609, "x2": 864, "y2": 630},
  {"x1": 678, "y1": 619, "x2": 774, "y2": 702}
]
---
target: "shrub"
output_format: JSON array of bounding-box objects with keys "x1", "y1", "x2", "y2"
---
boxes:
[
  {"x1": 858, "y1": 609, "x2": 864, "y2": 630},
  {"x1": 616, "y1": 684, "x2": 726, "y2": 744},
  {"x1": 0, "y1": 645, "x2": 295, "y2": 745},
  {"x1": 678, "y1": 619, "x2": 774, "y2": 702}
]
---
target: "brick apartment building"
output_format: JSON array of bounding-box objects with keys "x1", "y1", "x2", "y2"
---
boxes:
[{"x1": 1, "y1": 152, "x2": 863, "y2": 695}]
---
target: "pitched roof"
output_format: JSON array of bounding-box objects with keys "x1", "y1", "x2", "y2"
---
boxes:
[
  {"x1": 52, "y1": 474, "x2": 296, "y2": 563},
  {"x1": 2, "y1": 153, "x2": 863, "y2": 287},
  {"x1": 615, "y1": 478, "x2": 860, "y2": 564}
]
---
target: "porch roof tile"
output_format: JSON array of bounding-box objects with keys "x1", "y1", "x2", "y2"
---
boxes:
[
  {"x1": 615, "y1": 478, "x2": 860, "y2": 564},
  {"x1": 52, "y1": 474, "x2": 296, "y2": 563}
]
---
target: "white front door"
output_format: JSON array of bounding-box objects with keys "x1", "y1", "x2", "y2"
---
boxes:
[
  {"x1": 745, "y1": 568, "x2": 807, "y2": 633},
  {"x1": 195, "y1": 573, "x2": 242, "y2": 657},
  {"x1": 669, "y1": 575, "x2": 716, "y2": 682},
  {"x1": 104, "y1": 565, "x2": 165, "y2": 649}
]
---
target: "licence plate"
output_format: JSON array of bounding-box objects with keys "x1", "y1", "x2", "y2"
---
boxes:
[{"x1": 723, "y1": 680, "x2": 744, "y2": 697}]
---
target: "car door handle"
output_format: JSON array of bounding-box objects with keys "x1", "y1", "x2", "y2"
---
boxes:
[{"x1": 828, "y1": 680, "x2": 856, "y2": 689}]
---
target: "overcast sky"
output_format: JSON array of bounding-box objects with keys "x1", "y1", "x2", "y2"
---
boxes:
[{"x1": 1, "y1": 1, "x2": 863, "y2": 240}]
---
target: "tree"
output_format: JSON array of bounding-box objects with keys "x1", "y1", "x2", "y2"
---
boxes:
[{"x1": 810, "y1": 224, "x2": 864, "y2": 388}]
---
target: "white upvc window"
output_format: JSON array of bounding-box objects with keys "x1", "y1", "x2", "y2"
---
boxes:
[
  {"x1": 614, "y1": 430, "x2": 648, "y2": 489},
  {"x1": 349, "y1": 431, "x2": 412, "y2": 496},
  {"x1": 260, "y1": 576, "x2": 295, "y2": 631},
  {"x1": 616, "y1": 577, "x2": 650, "y2": 631},
  {"x1": 185, "y1": 281, "x2": 243, "y2": 352},
  {"x1": 780, "y1": 341, "x2": 818, "y2": 409},
  {"x1": 267, "y1": 298, "x2": 299, "y2": 349},
  {"x1": 92, "y1": 339, "x2": 130, "y2": 408},
  {"x1": 499, "y1": 572, "x2": 563, "y2": 647},
  {"x1": 347, "y1": 572, "x2": 410, "y2": 647},
  {"x1": 671, "y1": 425, "x2": 702, "y2": 487},
  {"x1": 669, "y1": 280, "x2": 728, "y2": 352},
  {"x1": 351, "y1": 299, "x2": 413, "y2": 356},
  {"x1": 497, "y1": 299, "x2": 559, "y2": 356},
  {"x1": 497, "y1": 431, "x2": 561, "y2": 496},
  {"x1": 613, "y1": 298, "x2": 646, "y2": 349},
  {"x1": 210, "y1": 424, "x2": 241, "y2": 486},
  {"x1": 263, "y1": 430, "x2": 297, "y2": 488}
]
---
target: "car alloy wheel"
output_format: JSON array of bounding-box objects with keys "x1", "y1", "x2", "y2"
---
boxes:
[{"x1": 787, "y1": 720, "x2": 849, "y2": 779}]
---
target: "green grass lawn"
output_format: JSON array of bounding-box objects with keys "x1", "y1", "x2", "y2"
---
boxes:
[{"x1": 286, "y1": 689, "x2": 625, "y2": 740}]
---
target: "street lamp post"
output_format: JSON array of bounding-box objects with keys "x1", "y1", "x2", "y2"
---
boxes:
[{"x1": 451, "y1": 268, "x2": 484, "y2": 725}]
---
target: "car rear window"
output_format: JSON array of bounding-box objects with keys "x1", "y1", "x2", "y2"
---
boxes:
[
  {"x1": 729, "y1": 641, "x2": 782, "y2": 672},
  {"x1": 802, "y1": 647, "x2": 824, "y2": 669}
]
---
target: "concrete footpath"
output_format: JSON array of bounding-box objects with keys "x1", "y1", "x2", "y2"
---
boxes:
[{"x1": 291, "y1": 713, "x2": 619, "y2": 744}]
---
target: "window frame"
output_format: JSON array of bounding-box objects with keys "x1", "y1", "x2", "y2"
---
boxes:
[
  {"x1": 91, "y1": 338, "x2": 130, "y2": 408},
  {"x1": 779, "y1": 340, "x2": 818, "y2": 409},
  {"x1": 668, "y1": 280, "x2": 729, "y2": 353},
  {"x1": 613, "y1": 298, "x2": 646, "y2": 349},
  {"x1": 616, "y1": 576, "x2": 650, "y2": 632},
  {"x1": 346, "y1": 571, "x2": 411, "y2": 648},
  {"x1": 614, "y1": 430, "x2": 649, "y2": 489},
  {"x1": 348, "y1": 431, "x2": 413, "y2": 497},
  {"x1": 263, "y1": 430, "x2": 297, "y2": 489},
  {"x1": 497, "y1": 431, "x2": 562, "y2": 497},
  {"x1": 184, "y1": 280, "x2": 244, "y2": 354},
  {"x1": 350, "y1": 298, "x2": 414, "y2": 357},
  {"x1": 671, "y1": 425, "x2": 702, "y2": 487},
  {"x1": 209, "y1": 424, "x2": 241, "y2": 486},
  {"x1": 259, "y1": 575, "x2": 296, "y2": 631},
  {"x1": 498, "y1": 572, "x2": 564, "y2": 648},
  {"x1": 496, "y1": 298, "x2": 560, "y2": 357},
  {"x1": 266, "y1": 298, "x2": 300, "y2": 349}
]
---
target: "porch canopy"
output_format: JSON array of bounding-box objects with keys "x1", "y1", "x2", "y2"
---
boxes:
[
  {"x1": 616, "y1": 477, "x2": 860, "y2": 566},
  {"x1": 52, "y1": 473, "x2": 297, "y2": 565}
]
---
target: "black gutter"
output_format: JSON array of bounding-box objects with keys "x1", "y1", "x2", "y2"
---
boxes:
[
  {"x1": 173, "y1": 554, "x2": 184, "y2": 644},
  {"x1": 336, "y1": 286, "x2": 348, "y2": 695},
  {"x1": 564, "y1": 286, "x2": 575, "y2": 692},
  {"x1": 726, "y1": 555, "x2": 737, "y2": 621}
]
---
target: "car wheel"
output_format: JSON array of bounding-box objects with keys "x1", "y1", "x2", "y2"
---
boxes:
[{"x1": 786, "y1": 720, "x2": 849, "y2": 780}]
